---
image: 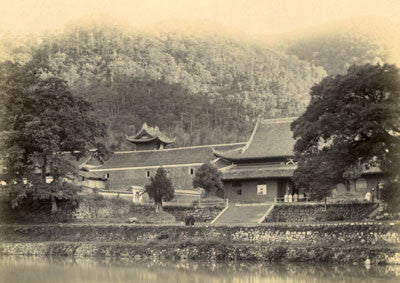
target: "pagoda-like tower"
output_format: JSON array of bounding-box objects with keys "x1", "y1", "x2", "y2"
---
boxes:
[{"x1": 126, "y1": 123, "x2": 175, "y2": 151}]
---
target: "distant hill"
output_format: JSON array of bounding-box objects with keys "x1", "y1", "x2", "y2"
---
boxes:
[
  {"x1": 2, "y1": 18, "x2": 326, "y2": 150},
  {"x1": 4, "y1": 17, "x2": 398, "y2": 149},
  {"x1": 264, "y1": 17, "x2": 400, "y2": 75}
]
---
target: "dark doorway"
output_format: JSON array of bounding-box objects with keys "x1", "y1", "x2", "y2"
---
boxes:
[
  {"x1": 289, "y1": 179, "x2": 299, "y2": 195},
  {"x1": 216, "y1": 188, "x2": 224, "y2": 199},
  {"x1": 277, "y1": 179, "x2": 287, "y2": 200}
]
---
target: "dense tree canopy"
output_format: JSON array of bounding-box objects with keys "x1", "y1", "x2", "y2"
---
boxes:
[
  {"x1": 0, "y1": 62, "x2": 106, "y2": 208},
  {"x1": 192, "y1": 162, "x2": 223, "y2": 195},
  {"x1": 0, "y1": 18, "x2": 327, "y2": 149},
  {"x1": 144, "y1": 167, "x2": 174, "y2": 212},
  {"x1": 2, "y1": 17, "x2": 400, "y2": 150},
  {"x1": 291, "y1": 64, "x2": 400, "y2": 201}
]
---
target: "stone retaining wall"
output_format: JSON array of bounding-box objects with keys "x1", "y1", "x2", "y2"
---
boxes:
[
  {"x1": 163, "y1": 206, "x2": 223, "y2": 222},
  {"x1": 1, "y1": 242, "x2": 399, "y2": 264},
  {"x1": 1, "y1": 222, "x2": 399, "y2": 246},
  {"x1": 73, "y1": 196, "x2": 132, "y2": 220},
  {"x1": 74, "y1": 198, "x2": 222, "y2": 223},
  {"x1": 1, "y1": 222, "x2": 399, "y2": 263},
  {"x1": 266, "y1": 203, "x2": 378, "y2": 222}
]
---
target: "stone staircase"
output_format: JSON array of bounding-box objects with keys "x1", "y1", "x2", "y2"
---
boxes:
[{"x1": 211, "y1": 203, "x2": 273, "y2": 224}]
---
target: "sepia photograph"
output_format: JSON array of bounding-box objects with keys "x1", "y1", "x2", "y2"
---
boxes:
[{"x1": 0, "y1": 0, "x2": 399, "y2": 282}]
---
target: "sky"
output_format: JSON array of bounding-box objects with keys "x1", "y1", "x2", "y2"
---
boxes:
[{"x1": 0, "y1": 0, "x2": 399, "y2": 35}]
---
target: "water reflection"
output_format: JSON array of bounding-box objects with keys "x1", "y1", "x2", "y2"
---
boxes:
[{"x1": 0, "y1": 256, "x2": 399, "y2": 283}]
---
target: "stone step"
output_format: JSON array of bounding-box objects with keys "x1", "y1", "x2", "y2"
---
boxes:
[{"x1": 212, "y1": 204, "x2": 271, "y2": 224}]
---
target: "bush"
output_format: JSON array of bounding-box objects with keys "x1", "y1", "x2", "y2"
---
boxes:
[
  {"x1": 0, "y1": 182, "x2": 81, "y2": 224},
  {"x1": 381, "y1": 182, "x2": 400, "y2": 213},
  {"x1": 323, "y1": 209, "x2": 345, "y2": 221}
]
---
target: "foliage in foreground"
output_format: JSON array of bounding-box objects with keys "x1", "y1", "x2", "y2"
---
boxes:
[
  {"x1": 0, "y1": 61, "x2": 106, "y2": 210},
  {"x1": 0, "y1": 182, "x2": 80, "y2": 223},
  {"x1": 291, "y1": 64, "x2": 400, "y2": 202},
  {"x1": 381, "y1": 182, "x2": 400, "y2": 213},
  {"x1": 145, "y1": 167, "x2": 175, "y2": 213}
]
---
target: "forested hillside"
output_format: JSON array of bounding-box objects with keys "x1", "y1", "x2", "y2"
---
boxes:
[
  {"x1": 266, "y1": 17, "x2": 400, "y2": 75},
  {"x1": 1, "y1": 18, "x2": 327, "y2": 150}
]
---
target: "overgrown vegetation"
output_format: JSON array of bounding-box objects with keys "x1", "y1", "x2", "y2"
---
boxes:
[
  {"x1": 291, "y1": 64, "x2": 400, "y2": 204},
  {"x1": 0, "y1": 184, "x2": 79, "y2": 223},
  {"x1": 0, "y1": 17, "x2": 327, "y2": 149},
  {"x1": 0, "y1": 61, "x2": 106, "y2": 213},
  {"x1": 381, "y1": 182, "x2": 400, "y2": 213}
]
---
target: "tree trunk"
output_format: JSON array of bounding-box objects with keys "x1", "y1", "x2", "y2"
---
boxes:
[
  {"x1": 51, "y1": 195, "x2": 58, "y2": 214},
  {"x1": 41, "y1": 156, "x2": 47, "y2": 183},
  {"x1": 155, "y1": 202, "x2": 163, "y2": 213},
  {"x1": 324, "y1": 197, "x2": 327, "y2": 211}
]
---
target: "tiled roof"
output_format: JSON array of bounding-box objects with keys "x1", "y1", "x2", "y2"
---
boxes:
[
  {"x1": 221, "y1": 164, "x2": 296, "y2": 180},
  {"x1": 126, "y1": 123, "x2": 176, "y2": 144},
  {"x1": 213, "y1": 118, "x2": 297, "y2": 161},
  {"x1": 212, "y1": 157, "x2": 233, "y2": 169},
  {"x1": 62, "y1": 152, "x2": 103, "y2": 170},
  {"x1": 78, "y1": 170, "x2": 107, "y2": 180},
  {"x1": 96, "y1": 143, "x2": 246, "y2": 170}
]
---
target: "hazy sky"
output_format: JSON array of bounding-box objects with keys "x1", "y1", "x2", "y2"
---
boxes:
[{"x1": 0, "y1": 0, "x2": 399, "y2": 34}]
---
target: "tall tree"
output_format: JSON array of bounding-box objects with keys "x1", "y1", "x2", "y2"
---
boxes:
[
  {"x1": 291, "y1": 64, "x2": 400, "y2": 202},
  {"x1": 192, "y1": 162, "x2": 223, "y2": 196},
  {"x1": 0, "y1": 61, "x2": 106, "y2": 209},
  {"x1": 144, "y1": 167, "x2": 174, "y2": 213}
]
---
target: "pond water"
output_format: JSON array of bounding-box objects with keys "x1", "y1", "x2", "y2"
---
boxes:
[{"x1": 1, "y1": 256, "x2": 400, "y2": 283}]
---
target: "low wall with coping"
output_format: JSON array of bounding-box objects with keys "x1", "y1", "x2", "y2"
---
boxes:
[{"x1": 266, "y1": 202, "x2": 378, "y2": 222}]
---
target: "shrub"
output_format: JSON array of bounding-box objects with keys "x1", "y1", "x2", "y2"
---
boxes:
[{"x1": 323, "y1": 209, "x2": 345, "y2": 221}]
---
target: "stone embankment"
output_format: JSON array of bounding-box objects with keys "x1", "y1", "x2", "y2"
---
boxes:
[
  {"x1": 266, "y1": 203, "x2": 378, "y2": 222},
  {"x1": 1, "y1": 222, "x2": 400, "y2": 264}
]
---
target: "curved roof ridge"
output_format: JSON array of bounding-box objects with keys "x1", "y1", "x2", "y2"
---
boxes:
[
  {"x1": 95, "y1": 142, "x2": 246, "y2": 170},
  {"x1": 126, "y1": 123, "x2": 176, "y2": 144},
  {"x1": 114, "y1": 142, "x2": 247, "y2": 154},
  {"x1": 213, "y1": 119, "x2": 297, "y2": 161},
  {"x1": 241, "y1": 120, "x2": 260, "y2": 153}
]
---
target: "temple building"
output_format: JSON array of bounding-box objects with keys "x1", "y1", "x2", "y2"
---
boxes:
[
  {"x1": 125, "y1": 123, "x2": 176, "y2": 151},
  {"x1": 89, "y1": 123, "x2": 245, "y2": 197},
  {"x1": 86, "y1": 120, "x2": 386, "y2": 203},
  {"x1": 213, "y1": 117, "x2": 386, "y2": 202},
  {"x1": 213, "y1": 118, "x2": 298, "y2": 202}
]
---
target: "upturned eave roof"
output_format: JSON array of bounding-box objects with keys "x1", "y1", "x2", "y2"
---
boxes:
[{"x1": 126, "y1": 123, "x2": 175, "y2": 144}]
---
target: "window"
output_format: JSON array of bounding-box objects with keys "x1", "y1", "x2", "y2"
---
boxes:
[
  {"x1": 257, "y1": 184, "x2": 267, "y2": 195},
  {"x1": 237, "y1": 189, "x2": 242, "y2": 195},
  {"x1": 146, "y1": 171, "x2": 150, "y2": 178},
  {"x1": 189, "y1": 168, "x2": 194, "y2": 175}
]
